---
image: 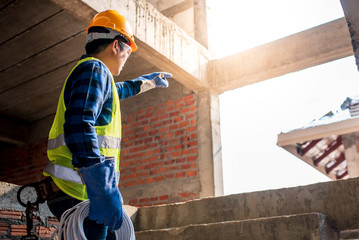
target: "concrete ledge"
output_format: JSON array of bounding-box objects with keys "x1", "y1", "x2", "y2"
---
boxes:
[
  {"x1": 136, "y1": 213, "x2": 338, "y2": 240},
  {"x1": 135, "y1": 177, "x2": 359, "y2": 232},
  {"x1": 340, "y1": 229, "x2": 359, "y2": 239}
]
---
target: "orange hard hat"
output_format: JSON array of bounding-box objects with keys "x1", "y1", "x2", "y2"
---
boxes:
[{"x1": 86, "y1": 10, "x2": 137, "y2": 52}]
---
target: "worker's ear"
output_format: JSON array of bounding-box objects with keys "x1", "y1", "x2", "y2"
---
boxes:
[{"x1": 111, "y1": 40, "x2": 118, "y2": 55}]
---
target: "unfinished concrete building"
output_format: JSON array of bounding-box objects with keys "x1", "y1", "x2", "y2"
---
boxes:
[{"x1": 1, "y1": 0, "x2": 359, "y2": 239}]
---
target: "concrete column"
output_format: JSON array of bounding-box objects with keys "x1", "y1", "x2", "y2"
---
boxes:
[
  {"x1": 340, "y1": 0, "x2": 359, "y2": 70},
  {"x1": 197, "y1": 90, "x2": 223, "y2": 197},
  {"x1": 193, "y1": 0, "x2": 208, "y2": 48},
  {"x1": 342, "y1": 133, "x2": 359, "y2": 178}
]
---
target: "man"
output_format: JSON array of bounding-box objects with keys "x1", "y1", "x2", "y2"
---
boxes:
[{"x1": 43, "y1": 10, "x2": 171, "y2": 239}]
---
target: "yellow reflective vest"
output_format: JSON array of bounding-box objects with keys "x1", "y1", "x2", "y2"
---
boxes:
[{"x1": 44, "y1": 57, "x2": 121, "y2": 201}]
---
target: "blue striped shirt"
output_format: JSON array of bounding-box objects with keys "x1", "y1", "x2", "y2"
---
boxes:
[{"x1": 63, "y1": 55, "x2": 142, "y2": 168}]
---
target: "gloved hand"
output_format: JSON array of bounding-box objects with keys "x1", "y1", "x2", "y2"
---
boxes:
[
  {"x1": 78, "y1": 159, "x2": 123, "y2": 230},
  {"x1": 139, "y1": 72, "x2": 172, "y2": 88}
]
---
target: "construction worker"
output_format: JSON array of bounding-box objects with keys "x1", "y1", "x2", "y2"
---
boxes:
[{"x1": 43, "y1": 10, "x2": 171, "y2": 239}]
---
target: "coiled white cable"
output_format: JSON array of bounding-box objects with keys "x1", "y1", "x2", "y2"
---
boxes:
[{"x1": 58, "y1": 200, "x2": 135, "y2": 240}]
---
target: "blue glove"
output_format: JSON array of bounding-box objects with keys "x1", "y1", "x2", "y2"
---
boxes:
[
  {"x1": 78, "y1": 159, "x2": 123, "y2": 230},
  {"x1": 140, "y1": 72, "x2": 172, "y2": 88}
]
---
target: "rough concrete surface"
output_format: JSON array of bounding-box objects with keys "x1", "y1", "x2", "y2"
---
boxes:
[
  {"x1": 135, "y1": 177, "x2": 359, "y2": 232},
  {"x1": 136, "y1": 213, "x2": 338, "y2": 240}
]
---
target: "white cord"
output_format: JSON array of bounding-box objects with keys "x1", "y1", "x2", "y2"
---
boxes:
[{"x1": 58, "y1": 200, "x2": 135, "y2": 240}]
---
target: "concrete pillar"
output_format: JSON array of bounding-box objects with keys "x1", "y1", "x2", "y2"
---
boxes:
[
  {"x1": 340, "y1": 0, "x2": 359, "y2": 70},
  {"x1": 342, "y1": 133, "x2": 359, "y2": 177},
  {"x1": 193, "y1": 0, "x2": 208, "y2": 48},
  {"x1": 197, "y1": 90, "x2": 223, "y2": 197}
]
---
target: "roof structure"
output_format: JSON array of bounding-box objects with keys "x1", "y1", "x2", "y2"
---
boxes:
[{"x1": 277, "y1": 97, "x2": 359, "y2": 180}]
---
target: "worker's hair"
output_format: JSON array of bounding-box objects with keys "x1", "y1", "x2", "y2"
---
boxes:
[{"x1": 85, "y1": 26, "x2": 129, "y2": 55}]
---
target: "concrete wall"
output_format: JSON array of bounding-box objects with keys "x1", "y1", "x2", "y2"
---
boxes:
[{"x1": 342, "y1": 132, "x2": 359, "y2": 177}]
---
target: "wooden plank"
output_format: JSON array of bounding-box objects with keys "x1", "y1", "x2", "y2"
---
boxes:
[
  {"x1": 0, "y1": 0, "x2": 61, "y2": 44},
  {"x1": 0, "y1": 10, "x2": 85, "y2": 72},
  {"x1": 0, "y1": 60, "x2": 75, "y2": 114},
  {"x1": 210, "y1": 18, "x2": 353, "y2": 93},
  {"x1": 0, "y1": 115, "x2": 29, "y2": 145},
  {"x1": 0, "y1": 32, "x2": 85, "y2": 93}
]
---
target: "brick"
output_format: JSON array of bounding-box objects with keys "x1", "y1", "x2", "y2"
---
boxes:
[
  {"x1": 159, "y1": 195, "x2": 169, "y2": 201},
  {"x1": 171, "y1": 151, "x2": 180, "y2": 158},
  {"x1": 166, "y1": 106, "x2": 174, "y2": 112},
  {"x1": 125, "y1": 181, "x2": 135, "y2": 187},
  {"x1": 165, "y1": 173, "x2": 175, "y2": 179},
  {"x1": 187, "y1": 141, "x2": 197, "y2": 148},
  {"x1": 0, "y1": 210, "x2": 22, "y2": 220},
  {"x1": 186, "y1": 126, "x2": 197, "y2": 133},
  {"x1": 160, "y1": 167, "x2": 169, "y2": 173},
  {"x1": 11, "y1": 225, "x2": 27, "y2": 236},
  {"x1": 175, "y1": 130, "x2": 185, "y2": 136},
  {"x1": 36, "y1": 226, "x2": 57, "y2": 238},
  {"x1": 180, "y1": 121, "x2": 189, "y2": 128},
  {"x1": 0, "y1": 222, "x2": 9, "y2": 234},
  {"x1": 180, "y1": 107, "x2": 190, "y2": 114},
  {"x1": 146, "y1": 177, "x2": 154, "y2": 184},
  {"x1": 150, "y1": 170, "x2": 159, "y2": 175},
  {"x1": 135, "y1": 179, "x2": 145, "y2": 185},
  {"x1": 149, "y1": 129, "x2": 158, "y2": 135},
  {"x1": 155, "y1": 176, "x2": 164, "y2": 182},
  {"x1": 187, "y1": 156, "x2": 197, "y2": 162},
  {"x1": 187, "y1": 170, "x2": 198, "y2": 177},
  {"x1": 150, "y1": 196, "x2": 159, "y2": 202},
  {"x1": 143, "y1": 125, "x2": 152, "y2": 131},
  {"x1": 150, "y1": 116, "x2": 159, "y2": 122},
  {"x1": 140, "y1": 172, "x2": 149, "y2": 177},
  {"x1": 165, "y1": 100, "x2": 173, "y2": 106},
  {"x1": 181, "y1": 164, "x2": 191, "y2": 170},
  {"x1": 176, "y1": 172, "x2": 186, "y2": 178},
  {"x1": 130, "y1": 173, "x2": 138, "y2": 179},
  {"x1": 155, "y1": 161, "x2": 165, "y2": 168},
  {"x1": 146, "y1": 112, "x2": 154, "y2": 118},
  {"x1": 176, "y1": 158, "x2": 186, "y2": 164},
  {"x1": 186, "y1": 112, "x2": 196, "y2": 119},
  {"x1": 140, "y1": 198, "x2": 149, "y2": 203},
  {"x1": 163, "y1": 119, "x2": 172, "y2": 125},
  {"x1": 174, "y1": 116, "x2": 183, "y2": 122}
]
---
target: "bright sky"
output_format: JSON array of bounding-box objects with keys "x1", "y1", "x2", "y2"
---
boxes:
[{"x1": 207, "y1": 0, "x2": 359, "y2": 195}]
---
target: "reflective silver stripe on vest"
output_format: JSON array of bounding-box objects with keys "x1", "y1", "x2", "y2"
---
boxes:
[
  {"x1": 48, "y1": 134, "x2": 121, "y2": 150},
  {"x1": 97, "y1": 135, "x2": 121, "y2": 149},
  {"x1": 44, "y1": 161, "x2": 120, "y2": 185},
  {"x1": 44, "y1": 162, "x2": 83, "y2": 185}
]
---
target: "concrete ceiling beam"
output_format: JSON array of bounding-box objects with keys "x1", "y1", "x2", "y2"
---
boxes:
[
  {"x1": 209, "y1": 17, "x2": 353, "y2": 94},
  {"x1": 340, "y1": 0, "x2": 359, "y2": 70},
  {"x1": 161, "y1": 0, "x2": 193, "y2": 18},
  {"x1": 50, "y1": 0, "x2": 210, "y2": 92}
]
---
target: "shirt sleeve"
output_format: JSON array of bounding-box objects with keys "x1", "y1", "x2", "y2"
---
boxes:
[
  {"x1": 116, "y1": 79, "x2": 156, "y2": 100},
  {"x1": 116, "y1": 80, "x2": 142, "y2": 100},
  {"x1": 63, "y1": 61, "x2": 111, "y2": 168}
]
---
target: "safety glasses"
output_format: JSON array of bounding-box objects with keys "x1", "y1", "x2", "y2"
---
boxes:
[{"x1": 122, "y1": 42, "x2": 132, "y2": 56}]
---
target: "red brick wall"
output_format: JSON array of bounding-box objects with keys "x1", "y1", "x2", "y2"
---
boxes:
[
  {"x1": 0, "y1": 93, "x2": 199, "y2": 207},
  {"x1": 0, "y1": 140, "x2": 48, "y2": 185},
  {"x1": 0, "y1": 209, "x2": 58, "y2": 239},
  {"x1": 120, "y1": 93, "x2": 199, "y2": 207}
]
